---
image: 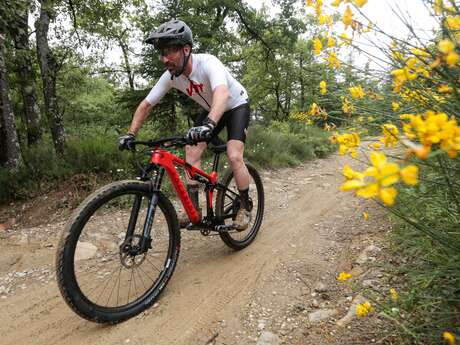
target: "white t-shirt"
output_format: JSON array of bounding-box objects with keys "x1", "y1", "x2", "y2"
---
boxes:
[{"x1": 145, "y1": 53, "x2": 248, "y2": 111}]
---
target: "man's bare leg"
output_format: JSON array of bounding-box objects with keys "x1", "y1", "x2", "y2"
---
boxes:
[
  {"x1": 227, "y1": 139, "x2": 249, "y2": 190},
  {"x1": 227, "y1": 139, "x2": 251, "y2": 230},
  {"x1": 178, "y1": 142, "x2": 207, "y2": 227}
]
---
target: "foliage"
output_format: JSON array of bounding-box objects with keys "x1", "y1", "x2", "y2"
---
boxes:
[
  {"x1": 305, "y1": 0, "x2": 460, "y2": 343},
  {"x1": 245, "y1": 122, "x2": 335, "y2": 167}
]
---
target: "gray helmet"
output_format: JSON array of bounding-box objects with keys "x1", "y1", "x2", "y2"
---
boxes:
[{"x1": 145, "y1": 19, "x2": 193, "y2": 49}]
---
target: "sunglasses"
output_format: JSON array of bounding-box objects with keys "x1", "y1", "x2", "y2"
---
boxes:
[{"x1": 159, "y1": 46, "x2": 182, "y2": 57}]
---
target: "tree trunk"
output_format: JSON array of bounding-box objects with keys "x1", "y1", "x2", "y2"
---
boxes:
[
  {"x1": 0, "y1": 33, "x2": 23, "y2": 170},
  {"x1": 169, "y1": 101, "x2": 177, "y2": 132},
  {"x1": 14, "y1": 3, "x2": 42, "y2": 146},
  {"x1": 118, "y1": 38, "x2": 134, "y2": 91},
  {"x1": 299, "y1": 56, "x2": 304, "y2": 110},
  {"x1": 36, "y1": 0, "x2": 65, "y2": 155}
]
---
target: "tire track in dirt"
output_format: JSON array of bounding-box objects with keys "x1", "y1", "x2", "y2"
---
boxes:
[{"x1": 0, "y1": 153, "x2": 361, "y2": 345}]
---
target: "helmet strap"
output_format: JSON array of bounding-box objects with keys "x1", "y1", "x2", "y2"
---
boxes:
[{"x1": 172, "y1": 47, "x2": 192, "y2": 79}]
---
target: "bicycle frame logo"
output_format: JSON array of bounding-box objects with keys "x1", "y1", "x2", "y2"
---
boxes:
[{"x1": 150, "y1": 149, "x2": 218, "y2": 224}]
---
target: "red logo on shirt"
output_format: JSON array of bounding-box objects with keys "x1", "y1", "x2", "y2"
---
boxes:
[{"x1": 187, "y1": 80, "x2": 204, "y2": 96}]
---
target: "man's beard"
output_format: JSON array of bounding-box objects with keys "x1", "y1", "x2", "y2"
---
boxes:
[{"x1": 166, "y1": 63, "x2": 177, "y2": 72}]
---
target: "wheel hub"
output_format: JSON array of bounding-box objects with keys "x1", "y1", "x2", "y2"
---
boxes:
[{"x1": 119, "y1": 234, "x2": 147, "y2": 268}]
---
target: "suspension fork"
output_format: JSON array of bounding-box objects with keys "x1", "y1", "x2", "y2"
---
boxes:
[{"x1": 125, "y1": 166, "x2": 165, "y2": 253}]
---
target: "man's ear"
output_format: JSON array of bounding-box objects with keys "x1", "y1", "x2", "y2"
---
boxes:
[{"x1": 183, "y1": 45, "x2": 192, "y2": 55}]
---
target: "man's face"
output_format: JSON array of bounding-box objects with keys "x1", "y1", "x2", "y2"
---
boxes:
[{"x1": 159, "y1": 45, "x2": 185, "y2": 74}]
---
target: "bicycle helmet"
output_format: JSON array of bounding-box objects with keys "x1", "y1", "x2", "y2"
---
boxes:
[{"x1": 145, "y1": 19, "x2": 193, "y2": 49}]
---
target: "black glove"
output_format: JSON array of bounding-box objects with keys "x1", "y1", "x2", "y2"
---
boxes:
[
  {"x1": 118, "y1": 133, "x2": 135, "y2": 151},
  {"x1": 186, "y1": 118, "x2": 216, "y2": 143}
]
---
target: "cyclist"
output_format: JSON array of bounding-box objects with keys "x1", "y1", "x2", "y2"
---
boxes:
[{"x1": 118, "y1": 19, "x2": 252, "y2": 230}]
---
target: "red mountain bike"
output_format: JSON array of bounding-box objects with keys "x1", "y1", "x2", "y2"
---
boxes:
[{"x1": 56, "y1": 136, "x2": 264, "y2": 323}]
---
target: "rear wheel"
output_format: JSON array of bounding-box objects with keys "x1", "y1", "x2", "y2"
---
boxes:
[
  {"x1": 216, "y1": 163, "x2": 264, "y2": 250},
  {"x1": 56, "y1": 180, "x2": 180, "y2": 323}
]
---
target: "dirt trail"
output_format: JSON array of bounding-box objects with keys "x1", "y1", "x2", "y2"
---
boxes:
[{"x1": 0, "y1": 152, "x2": 388, "y2": 345}]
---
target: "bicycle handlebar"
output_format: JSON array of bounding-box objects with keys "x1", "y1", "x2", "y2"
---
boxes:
[{"x1": 132, "y1": 135, "x2": 192, "y2": 150}]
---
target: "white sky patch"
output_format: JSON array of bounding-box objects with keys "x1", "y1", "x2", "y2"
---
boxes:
[
  {"x1": 252, "y1": 0, "x2": 438, "y2": 71},
  {"x1": 343, "y1": 0, "x2": 438, "y2": 70}
]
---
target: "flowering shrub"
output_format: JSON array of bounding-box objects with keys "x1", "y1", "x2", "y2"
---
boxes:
[{"x1": 305, "y1": 0, "x2": 459, "y2": 343}]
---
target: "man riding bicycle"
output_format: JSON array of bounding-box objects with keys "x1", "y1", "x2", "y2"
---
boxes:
[{"x1": 118, "y1": 19, "x2": 252, "y2": 230}]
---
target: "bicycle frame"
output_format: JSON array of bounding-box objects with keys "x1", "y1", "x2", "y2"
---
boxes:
[{"x1": 149, "y1": 148, "x2": 219, "y2": 225}]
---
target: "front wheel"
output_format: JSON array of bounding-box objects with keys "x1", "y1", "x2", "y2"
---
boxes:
[
  {"x1": 216, "y1": 162, "x2": 264, "y2": 250},
  {"x1": 56, "y1": 180, "x2": 180, "y2": 323}
]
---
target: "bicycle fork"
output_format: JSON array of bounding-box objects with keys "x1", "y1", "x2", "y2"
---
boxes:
[{"x1": 123, "y1": 167, "x2": 165, "y2": 255}]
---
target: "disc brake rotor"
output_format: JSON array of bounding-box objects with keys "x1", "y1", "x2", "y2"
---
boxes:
[{"x1": 119, "y1": 234, "x2": 147, "y2": 268}]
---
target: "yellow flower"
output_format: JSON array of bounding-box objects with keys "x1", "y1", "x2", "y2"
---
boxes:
[
  {"x1": 319, "y1": 14, "x2": 333, "y2": 27},
  {"x1": 372, "y1": 159, "x2": 400, "y2": 186},
  {"x1": 430, "y1": 57, "x2": 442, "y2": 69},
  {"x1": 353, "y1": 0, "x2": 368, "y2": 7},
  {"x1": 306, "y1": 0, "x2": 313, "y2": 6},
  {"x1": 380, "y1": 124, "x2": 399, "y2": 147},
  {"x1": 371, "y1": 142, "x2": 381, "y2": 150},
  {"x1": 400, "y1": 165, "x2": 418, "y2": 185},
  {"x1": 362, "y1": 211, "x2": 369, "y2": 220},
  {"x1": 341, "y1": 179, "x2": 365, "y2": 191},
  {"x1": 342, "y1": 6, "x2": 353, "y2": 29},
  {"x1": 341, "y1": 152, "x2": 403, "y2": 205},
  {"x1": 404, "y1": 141, "x2": 432, "y2": 160},
  {"x1": 349, "y1": 85, "x2": 366, "y2": 99},
  {"x1": 337, "y1": 272, "x2": 353, "y2": 281},
  {"x1": 327, "y1": 36, "x2": 336, "y2": 48},
  {"x1": 446, "y1": 16, "x2": 460, "y2": 30},
  {"x1": 356, "y1": 301, "x2": 374, "y2": 317},
  {"x1": 331, "y1": 0, "x2": 342, "y2": 6},
  {"x1": 443, "y1": 332, "x2": 456, "y2": 345},
  {"x1": 336, "y1": 132, "x2": 361, "y2": 157},
  {"x1": 438, "y1": 84, "x2": 452, "y2": 93},
  {"x1": 309, "y1": 102, "x2": 320, "y2": 115},
  {"x1": 439, "y1": 39, "x2": 455, "y2": 54},
  {"x1": 315, "y1": 0, "x2": 323, "y2": 16},
  {"x1": 446, "y1": 52, "x2": 459, "y2": 67},
  {"x1": 390, "y1": 288, "x2": 398, "y2": 302},
  {"x1": 328, "y1": 51, "x2": 341, "y2": 68},
  {"x1": 320, "y1": 80, "x2": 327, "y2": 94},
  {"x1": 406, "y1": 57, "x2": 418, "y2": 69},
  {"x1": 379, "y1": 187, "x2": 398, "y2": 206},
  {"x1": 343, "y1": 164, "x2": 364, "y2": 180},
  {"x1": 340, "y1": 32, "x2": 352, "y2": 45},
  {"x1": 400, "y1": 111, "x2": 460, "y2": 156},
  {"x1": 412, "y1": 48, "x2": 430, "y2": 58},
  {"x1": 313, "y1": 38, "x2": 323, "y2": 55},
  {"x1": 434, "y1": 0, "x2": 444, "y2": 15},
  {"x1": 342, "y1": 97, "x2": 354, "y2": 114},
  {"x1": 392, "y1": 102, "x2": 400, "y2": 112}
]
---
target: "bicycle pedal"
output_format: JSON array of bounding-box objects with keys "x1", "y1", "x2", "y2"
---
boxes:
[
  {"x1": 214, "y1": 224, "x2": 235, "y2": 232},
  {"x1": 185, "y1": 223, "x2": 202, "y2": 231}
]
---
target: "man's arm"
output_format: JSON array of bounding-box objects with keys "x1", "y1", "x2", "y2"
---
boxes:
[
  {"x1": 207, "y1": 84, "x2": 229, "y2": 123},
  {"x1": 128, "y1": 99, "x2": 153, "y2": 135}
]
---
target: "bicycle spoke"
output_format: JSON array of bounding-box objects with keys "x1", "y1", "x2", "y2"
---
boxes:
[
  {"x1": 106, "y1": 266, "x2": 123, "y2": 306},
  {"x1": 116, "y1": 266, "x2": 122, "y2": 307},
  {"x1": 127, "y1": 269, "x2": 134, "y2": 305},
  {"x1": 134, "y1": 266, "x2": 148, "y2": 292},
  {"x1": 145, "y1": 256, "x2": 163, "y2": 273}
]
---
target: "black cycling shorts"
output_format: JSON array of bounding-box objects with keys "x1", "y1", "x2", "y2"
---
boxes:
[{"x1": 194, "y1": 103, "x2": 250, "y2": 144}]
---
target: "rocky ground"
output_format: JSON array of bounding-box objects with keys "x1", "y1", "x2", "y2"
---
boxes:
[{"x1": 0, "y1": 150, "x2": 395, "y2": 345}]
